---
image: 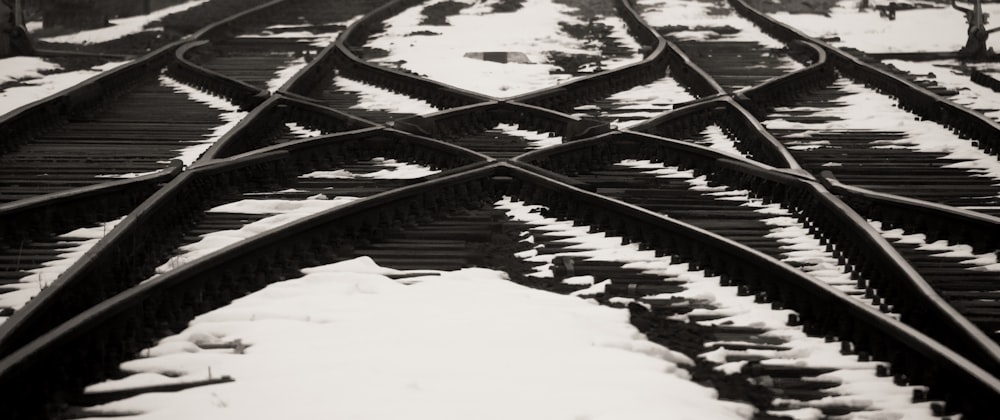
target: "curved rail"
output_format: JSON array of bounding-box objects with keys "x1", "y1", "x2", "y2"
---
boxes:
[
  {"x1": 0, "y1": 0, "x2": 290, "y2": 154},
  {"x1": 278, "y1": 0, "x2": 490, "y2": 108},
  {"x1": 1, "y1": 162, "x2": 998, "y2": 418},
  {"x1": 392, "y1": 101, "x2": 610, "y2": 141},
  {"x1": 226, "y1": 127, "x2": 494, "y2": 165},
  {"x1": 735, "y1": 40, "x2": 837, "y2": 116},
  {"x1": 510, "y1": 0, "x2": 723, "y2": 110},
  {"x1": 630, "y1": 96, "x2": 804, "y2": 171},
  {"x1": 821, "y1": 171, "x2": 1000, "y2": 253},
  {"x1": 186, "y1": 0, "x2": 291, "y2": 41},
  {"x1": 728, "y1": 0, "x2": 1000, "y2": 158},
  {"x1": 3, "y1": 1, "x2": 999, "y2": 418},
  {"x1": 0, "y1": 161, "x2": 182, "y2": 248},
  {"x1": 515, "y1": 130, "x2": 1000, "y2": 375},
  {"x1": 282, "y1": 0, "x2": 723, "y2": 118},
  {"x1": 0, "y1": 127, "x2": 488, "y2": 359},
  {"x1": 168, "y1": 40, "x2": 271, "y2": 110},
  {"x1": 0, "y1": 43, "x2": 177, "y2": 155},
  {"x1": 197, "y1": 95, "x2": 377, "y2": 161}
]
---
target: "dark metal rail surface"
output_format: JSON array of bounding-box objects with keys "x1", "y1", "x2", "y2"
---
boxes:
[
  {"x1": 0, "y1": 0, "x2": 293, "y2": 327},
  {"x1": 0, "y1": 128, "x2": 488, "y2": 358},
  {"x1": 1, "y1": 163, "x2": 998, "y2": 418},
  {"x1": 1, "y1": 0, "x2": 1000, "y2": 417},
  {"x1": 515, "y1": 129, "x2": 1000, "y2": 374}
]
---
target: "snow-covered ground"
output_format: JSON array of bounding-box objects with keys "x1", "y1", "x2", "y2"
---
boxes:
[
  {"x1": 364, "y1": 0, "x2": 643, "y2": 97},
  {"x1": 638, "y1": 0, "x2": 792, "y2": 51},
  {"x1": 40, "y1": 0, "x2": 210, "y2": 44},
  {"x1": 239, "y1": 15, "x2": 363, "y2": 49},
  {"x1": 67, "y1": 197, "x2": 939, "y2": 418},
  {"x1": 0, "y1": 58, "x2": 128, "y2": 115},
  {"x1": 766, "y1": 0, "x2": 1000, "y2": 53},
  {"x1": 0, "y1": 56, "x2": 62, "y2": 84},
  {"x1": 0, "y1": 0, "x2": 214, "y2": 117},
  {"x1": 498, "y1": 198, "x2": 935, "y2": 418},
  {"x1": 78, "y1": 255, "x2": 751, "y2": 420},
  {"x1": 883, "y1": 59, "x2": 1000, "y2": 122}
]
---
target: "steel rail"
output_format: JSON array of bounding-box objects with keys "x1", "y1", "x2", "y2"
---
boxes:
[
  {"x1": 196, "y1": 95, "x2": 378, "y2": 162},
  {"x1": 515, "y1": 129, "x2": 1000, "y2": 376},
  {"x1": 628, "y1": 96, "x2": 805, "y2": 171},
  {"x1": 0, "y1": 125, "x2": 489, "y2": 358},
  {"x1": 510, "y1": 0, "x2": 724, "y2": 109},
  {"x1": 728, "y1": 0, "x2": 1000, "y2": 159},
  {"x1": 1, "y1": 161, "x2": 998, "y2": 417},
  {"x1": 820, "y1": 171, "x2": 1000, "y2": 254}
]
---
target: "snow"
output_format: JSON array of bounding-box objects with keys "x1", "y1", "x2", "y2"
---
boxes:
[
  {"x1": 79, "y1": 256, "x2": 750, "y2": 420},
  {"x1": 883, "y1": 59, "x2": 1000, "y2": 123},
  {"x1": 872, "y1": 221, "x2": 1000, "y2": 271},
  {"x1": 332, "y1": 76, "x2": 439, "y2": 115},
  {"x1": 572, "y1": 71, "x2": 696, "y2": 129},
  {"x1": 364, "y1": 0, "x2": 643, "y2": 97},
  {"x1": 284, "y1": 122, "x2": 323, "y2": 139},
  {"x1": 0, "y1": 218, "x2": 124, "y2": 325},
  {"x1": 159, "y1": 75, "x2": 248, "y2": 166},
  {"x1": 300, "y1": 158, "x2": 440, "y2": 179},
  {"x1": 239, "y1": 15, "x2": 363, "y2": 49},
  {"x1": 766, "y1": 0, "x2": 1000, "y2": 53},
  {"x1": 155, "y1": 197, "x2": 358, "y2": 274},
  {"x1": 613, "y1": 160, "x2": 892, "y2": 314},
  {"x1": 41, "y1": 0, "x2": 210, "y2": 44},
  {"x1": 267, "y1": 57, "x2": 309, "y2": 92},
  {"x1": 765, "y1": 78, "x2": 1000, "y2": 192},
  {"x1": 698, "y1": 124, "x2": 745, "y2": 157},
  {"x1": 497, "y1": 198, "x2": 934, "y2": 418},
  {"x1": 95, "y1": 170, "x2": 163, "y2": 179},
  {"x1": 495, "y1": 123, "x2": 563, "y2": 149},
  {"x1": 0, "y1": 57, "x2": 62, "y2": 84},
  {"x1": 638, "y1": 0, "x2": 796, "y2": 51},
  {"x1": 0, "y1": 61, "x2": 128, "y2": 116}
]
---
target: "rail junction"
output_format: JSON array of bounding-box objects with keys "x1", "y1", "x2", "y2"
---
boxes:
[{"x1": 1, "y1": 0, "x2": 1000, "y2": 418}]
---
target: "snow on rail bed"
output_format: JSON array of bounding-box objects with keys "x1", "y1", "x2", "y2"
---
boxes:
[
  {"x1": 363, "y1": 0, "x2": 644, "y2": 97},
  {"x1": 497, "y1": 198, "x2": 936, "y2": 419},
  {"x1": 637, "y1": 0, "x2": 793, "y2": 51},
  {"x1": 40, "y1": 0, "x2": 210, "y2": 45},
  {"x1": 77, "y1": 257, "x2": 751, "y2": 420},
  {"x1": 0, "y1": 58, "x2": 128, "y2": 116},
  {"x1": 0, "y1": 218, "x2": 124, "y2": 325},
  {"x1": 764, "y1": 0, "x2": 1000, "y2": 54},
  {"x1": 240, "y1": 15, "x2": 365, "y2": 92},
  {"x1": 0, "y1": 0, "x2": 217, "y2": 117},
  {"x1": 155, "y1": 160, "x2": 439, "y2": 274},
  {"x1": 881, "y1": 59, "x2": 1000, "y2": 123},
  {"x1": 764, "y1": 78, "x2": 1000, "y2": 191}
]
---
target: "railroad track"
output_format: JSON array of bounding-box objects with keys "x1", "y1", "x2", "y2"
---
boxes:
[
  {"x1": 0, "y1": 0, "x2": 999, "y2": 418},
  {"x1": 759, "y1": 75, "x2": 1000, "y2": 216}
]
